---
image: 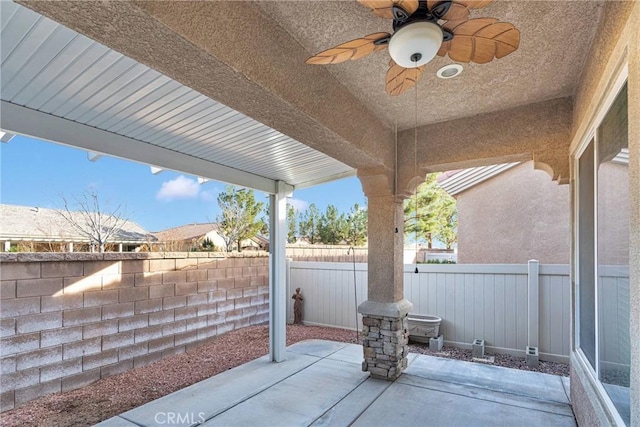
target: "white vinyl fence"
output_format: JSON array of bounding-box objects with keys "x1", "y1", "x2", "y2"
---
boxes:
[
  {"x1": 598, "y1": 266, "x2": 630, "y2": 371},
  {"x1": 287, "y1": 261, "x2": 571, "y2": 362}
]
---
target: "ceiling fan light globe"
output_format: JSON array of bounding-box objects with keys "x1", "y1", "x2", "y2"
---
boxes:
[{"x1": 389, "y1": 22, "x2": 443, "y2": 68}]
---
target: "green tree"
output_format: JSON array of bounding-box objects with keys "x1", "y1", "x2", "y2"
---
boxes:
[
  {"x1": 216, "y1": 186, "x2": 265, "y2": 252},
  {"x1": 318, "y1": 204, "x2": 347, "y2": 244},
  {"x1": 260, "y1": 205, "x2": 270, "y2": 238},
  {"x1": 434, "y1": 196, "x2": 458, "y2": 249},
  {"x1": 201, "y1": 237, "x2": 216, "y2": 252},
  {"x1": 404, "y1": 173, "x2": 457, "y2": 248},
  {"x1": 256, "y1": 202, "x2": 299, "y2": 244},
  {"x1": 344, "y1": 203, "x2": 368, "y2": 246},
  {"x1": 298, "y1": 203, "x2": 321, "y2": 244},
  {"x1": 287, "y1": 203, "x2": 297, "y2": 243}
]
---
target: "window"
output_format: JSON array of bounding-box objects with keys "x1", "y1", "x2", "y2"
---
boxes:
[
  {"x1": 578, "y1": 140, "x2": 595, "y2": 368},
  {"x1": 576, "y1": 83, "x2": 629, "y2": 425},
  {"x1": 597, "y1": 83, "x2": 629, "y2": 423}
]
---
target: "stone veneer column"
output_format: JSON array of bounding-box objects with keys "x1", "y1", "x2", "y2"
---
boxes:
[
  {"x1": 360, "y1": 302, "x2": 411, "y2": 379},
  {"x1": 357, "y1": 171, "x2": 413, "y2": 380}
]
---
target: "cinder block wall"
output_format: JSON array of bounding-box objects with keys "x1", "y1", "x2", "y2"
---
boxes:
[{"x1": 0, "y1": 252, "x2": 269, "y2": 411}]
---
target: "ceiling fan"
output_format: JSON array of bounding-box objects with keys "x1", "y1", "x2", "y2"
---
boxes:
[{"x1": 306, "y1": 0, "x2": 520, "y2": 96}]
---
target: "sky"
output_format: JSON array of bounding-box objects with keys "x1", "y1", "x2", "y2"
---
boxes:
[{"x1": 0, "y1": 135, "x2": 367, "y2": 232}]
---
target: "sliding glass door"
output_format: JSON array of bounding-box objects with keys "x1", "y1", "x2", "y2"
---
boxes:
[{"x1": 576, "y1": 83, "x2": 629, "y2": 425}]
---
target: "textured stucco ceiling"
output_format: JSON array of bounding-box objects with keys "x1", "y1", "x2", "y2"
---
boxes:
[
  {"x1": 256, "y1": 0, "x2": 603, "y2": 130},
  {"x1": 14, "y1": 0, "x2": 611, "y2": 186}
]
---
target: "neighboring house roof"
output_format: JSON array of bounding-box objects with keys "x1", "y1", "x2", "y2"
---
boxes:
[
  {"x1": 249, "y1": 234, "x2": 269, "y2": 246},
  {"x1": 152, "y1": 223, "x2": 219, "y2": 242},
  {"x1": 0, "y1": 204, "x2": 153, "y2": 243},
  {"x1": 437, "y1": 163, "x2": 520, "y2": 196},
  {"x1": 153, "y1": 223, "x2": 268, "y2": 247}
]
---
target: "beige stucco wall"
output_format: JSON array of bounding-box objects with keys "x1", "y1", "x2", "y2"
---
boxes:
[
  {"x1": 568, "y1": 2, "x2": 638, "y2": 425},
  {"x1": 456, "y1": 161, "x2": 570, "y2": 264}
]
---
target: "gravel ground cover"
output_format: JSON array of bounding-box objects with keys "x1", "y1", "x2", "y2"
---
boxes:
[{"x1": 1, "y1": 325, "x2": 568, "y2": 427}]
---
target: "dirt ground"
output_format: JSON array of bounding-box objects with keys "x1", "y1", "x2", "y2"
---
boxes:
[{"x1": 0, "y1": 325, "x2": 568, "y2": 427}]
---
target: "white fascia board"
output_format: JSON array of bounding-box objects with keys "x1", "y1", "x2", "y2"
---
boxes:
[
  {"x1": 1, "y1": 101, "x2": 278, "y2": 194},
  {"x1": 294, "y1": 169, "x2": 356, "y2": 190}
]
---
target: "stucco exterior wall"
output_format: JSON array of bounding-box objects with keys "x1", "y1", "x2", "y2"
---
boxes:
[
  {"x1": 568, "y1": 2, "x2": 639, "y2": 425},
  {"x1": 456, "y1": 161, "x2": 570, "y2": 264}
]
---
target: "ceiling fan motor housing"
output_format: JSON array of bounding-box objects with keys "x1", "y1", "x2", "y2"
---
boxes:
[{"x1": 389, "y1": 21, "x2": 443, "y2": 68}]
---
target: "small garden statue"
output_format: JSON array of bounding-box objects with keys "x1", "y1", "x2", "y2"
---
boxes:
[{"x1": 291, "y1": 287, "x2": 304, "y2": 324}]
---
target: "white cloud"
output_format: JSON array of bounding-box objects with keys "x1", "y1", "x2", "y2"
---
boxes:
[
  {"x1": 200, "y1": 189, "x2": 218, "y2": 202},
  {"x1": 287, "y1": 198, "x2": 309, "y2": 213},
  {"x1": 156, "y1": 175, "x2": 201, "y2": 201}
]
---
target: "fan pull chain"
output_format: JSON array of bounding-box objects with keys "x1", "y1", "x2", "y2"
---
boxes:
[
  {"x1": 413, "y1": 58, "x2": 419, "y2": 274},
  {"x1": 394, "y1": 120, "x2": 398, "y2": 234}
]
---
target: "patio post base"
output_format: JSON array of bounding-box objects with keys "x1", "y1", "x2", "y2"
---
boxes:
[{"x1": 358, "y1": 299, "x2": 412, "y2": 380}]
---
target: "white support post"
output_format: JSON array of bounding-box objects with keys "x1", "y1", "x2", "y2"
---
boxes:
[
  {"x1": 527, "y1": 259, "x2": 540, "y2": 348},
  {"x1": 269, "y1": 181, "x2": 293, "y2": 362},
  {"x1": 118, "y1": 243, "x2": 123, "y2": 253},
  {"x1": 68, "y1": 242, "x2": 74, "y2": 253},
  {"x1": 3, "y1": 241, "x2": 10, "y2": 252}
]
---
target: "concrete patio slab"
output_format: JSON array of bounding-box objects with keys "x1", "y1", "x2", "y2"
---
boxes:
[
  {"x1": 353, "y1": 381, "x2": 576, "y2": 427},
  {"x1": 203, "y1": 358, "x2": 368, "y2": 426},
  {"x1": 95, "y1": 417, "x2": 139, "y2": 427},
  {"x1": 98, "y1": 340, "x2": 576, "y2": 427},
  {"x1": 99, "y1": 352, "x2": 318, "y2": 427},
  {"x1": 405, "y1": 354, "x2": 571, "y2": 404},
  {"x1": 310, "y1": 377, "x2": 392, "y2": 427},
  {"x1": 286, "y1": 339, "x2": 349, "y2": 358},
  {"x1": 397, "y1": 371, "x2": 574, "y2": 417},
  {"x1": 562, "y1": 375, "x2": 571, "y2": 399},
  {"x1": 324, "y1": 342, "x2": 365, "y2": 365}
]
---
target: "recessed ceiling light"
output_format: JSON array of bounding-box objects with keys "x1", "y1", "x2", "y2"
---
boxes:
[{"x1": 437, "y1": 64, "x2": 463, "y2": 79}]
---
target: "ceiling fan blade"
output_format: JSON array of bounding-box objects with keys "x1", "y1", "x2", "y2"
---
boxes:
[
  {"x1": 438, "y1": 18, "x2": 520, "y2": 63},
  {"x1": 429, "y1": 2, "x2": 468, "y2": 21},
  {"x1": 306, "y1": 33, "x2": 391, "y2": 65},
  {"x1": 385, "y1": 60, "x2": 426, "y2": 96},
  {"x1": 358, "y1": 0, "x2": 419, "y2": 19},
  {"x1": 428, "y1": 0, "x2": 494, "y2": 22},
  {"x1": 455, "y1": 0, "x2": 493, "y2": 9}
]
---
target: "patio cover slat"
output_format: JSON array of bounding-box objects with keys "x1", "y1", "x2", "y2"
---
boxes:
[{"x1": 0, "y1": 2, "x2": 354, "y2": 193}]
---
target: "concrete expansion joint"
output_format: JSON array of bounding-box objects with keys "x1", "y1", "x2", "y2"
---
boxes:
[{"x1": 199, "y1": 351, "x2": 334, "y2": 424}]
